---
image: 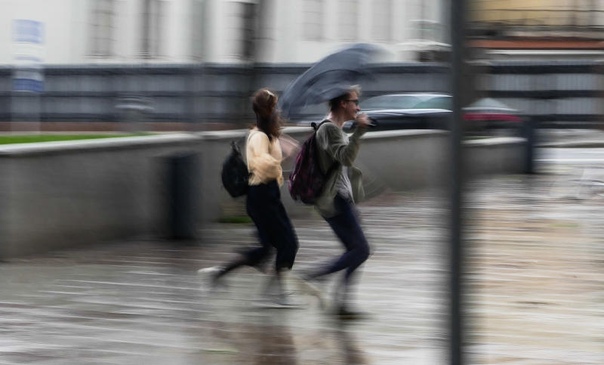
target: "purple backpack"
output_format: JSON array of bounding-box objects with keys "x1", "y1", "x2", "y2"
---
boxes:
[{"x1": 288, "y1": 121, "x2": 338, "y2": 204}]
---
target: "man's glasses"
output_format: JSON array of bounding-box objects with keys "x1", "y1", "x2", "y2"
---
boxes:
[{"x1": 346, "y1": 99, "x2": 359, "y2": 106}]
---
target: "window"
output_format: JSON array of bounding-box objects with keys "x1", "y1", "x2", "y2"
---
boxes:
[
  {"x1": 413, "y1": 96, "x2": 451, "y2": 109},
  {"x1": 191, "y1": 0, "x2": 205, "y2": 60},
  {"x1": 90, "y1": 0, "x2": 115, "y2": 57},
  {"x1": 226, "y1": 1, "x2": 257, "y2": 60},
  {"x1": 371, "y1": 0, "x2": 392, "y2": 42},
  {"x1": 241, "y1": 2, "x2": 256, "y2": 60},
  {"x1": 362, "y1": 95, "x2": 422, "y2": 110},
  {"x1": 413, "y1": 19, "x2": 441, "y2": 41},
  {"x1": 338, "y1": 0, "x2": 358, "y2": 41},
  {"x1": 141, "y1": 0, "x2": 167, "y2": 59},
  {"x1": 303, "y1": 0, "x2": 324, "y2": 41}
]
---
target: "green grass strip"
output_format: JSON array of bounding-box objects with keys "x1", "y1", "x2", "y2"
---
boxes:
[
  {"x1": 218, "y1": 216, "x2": 252, "y2": 224},
  {"x1": 0, "y1": 134, "x2": 149, "y2": 145}
]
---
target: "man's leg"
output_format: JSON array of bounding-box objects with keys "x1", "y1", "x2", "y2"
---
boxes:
[{"x1": 314, "y1": 197, "x2": 370, "y2": 278}]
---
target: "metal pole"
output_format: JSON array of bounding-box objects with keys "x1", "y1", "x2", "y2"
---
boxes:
[{"x1": 449, "y1": 0, "x2": 467, "y2": 364}]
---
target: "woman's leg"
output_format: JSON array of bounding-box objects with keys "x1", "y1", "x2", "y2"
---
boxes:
[
  {"x1": 210, "y1": 184, "x2": 273, "y2": 283},
  {"x1": 272, "y1": 202, "x2": 299, "y2": 272},
  {"x1": 248, "y1": 181, "x2": 299, "y2": 299},
  {"x1": 213, "y1": 245, "x2": 270, "y2": 280}
]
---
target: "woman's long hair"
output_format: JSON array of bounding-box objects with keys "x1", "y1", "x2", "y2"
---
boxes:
[{"x1": 252, "y1": 88, "x2": 282, "y2": 141}]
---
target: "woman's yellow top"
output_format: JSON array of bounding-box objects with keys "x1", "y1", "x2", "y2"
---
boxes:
[{"x1": 246, "y1": 128, "x2": 283, "y2": 186}]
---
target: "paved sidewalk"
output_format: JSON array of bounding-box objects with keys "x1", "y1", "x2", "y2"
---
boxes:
[
  {"x1": 0, "y1": 174, "x2": 602, "y2": 364},
  {"x1": 538, "y1": 129, "x2": 604, "y2": 148}
]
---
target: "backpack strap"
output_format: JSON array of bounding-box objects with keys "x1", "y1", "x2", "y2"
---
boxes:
[
  {"x1": 312, "y1": 119, "x2": 339, "y2": 176},
  {"x1": 247, "y1": 129, "x2": 271, "y2": 153},
  {"x1": 230, "y1": 133, "x2": 247, "y2": 158},
  {"x1": 232, "y1": 132, "x2": 247, "y2": 149},
  {"x1": 311, "y1": 119, "x2": 330, "y2": 132}
]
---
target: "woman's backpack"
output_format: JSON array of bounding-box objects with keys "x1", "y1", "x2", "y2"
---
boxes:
[{"x1": 221, "y1": 140, "x2": 249, "y2": 197}]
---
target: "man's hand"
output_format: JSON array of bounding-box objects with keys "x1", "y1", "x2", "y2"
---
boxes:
[{"x1": 354, "y1": 113, "x2": 371, "y2": 128}]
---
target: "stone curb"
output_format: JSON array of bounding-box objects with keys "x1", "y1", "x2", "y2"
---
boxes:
[{"x1": 538, "y1": 140, "x2": 604, "y2": 148}]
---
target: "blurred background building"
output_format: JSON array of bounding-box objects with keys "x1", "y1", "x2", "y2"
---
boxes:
[
  {"x1": 1, "y1": 0, "x2": 603, "y2": 129},
  {"x1": 3, "y1": 0, "x2": 603, "y2": 65},
  {"x1": 0, "y1": 0, "x2": 448, "y2": 65},
  {"x1": 469, "y1": 0, "x2": 604, "y2": 60}
]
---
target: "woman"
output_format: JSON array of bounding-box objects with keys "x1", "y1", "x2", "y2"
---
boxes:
[{"x1": 199, "y1": 88, "x2": 300, "y2": 307}]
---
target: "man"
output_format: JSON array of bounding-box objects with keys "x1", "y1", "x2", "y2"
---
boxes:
[{"x1": 301, "y1": 85, "x2": 372, "y2": 319}]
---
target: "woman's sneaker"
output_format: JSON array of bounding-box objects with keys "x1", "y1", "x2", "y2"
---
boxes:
[
  {"x1": 197, "y1": 266, "x2": 226, "y2": 291},
  {"x1": 276, "y1": 293, "x2": 306, "y2": 308}
]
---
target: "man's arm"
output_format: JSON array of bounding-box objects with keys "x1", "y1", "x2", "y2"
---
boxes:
[{"x1": 319, "y1": 123, "x2": 367, "y2": 167}]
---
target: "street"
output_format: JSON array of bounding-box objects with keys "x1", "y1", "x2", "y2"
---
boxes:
[{"x1": 0, "y1": 164, "x2": 603, "y2": 364}]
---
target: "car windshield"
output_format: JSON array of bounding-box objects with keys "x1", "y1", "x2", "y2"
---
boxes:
[{"x1": 361, "y1": 95, "x2": 422, "y2": 110}]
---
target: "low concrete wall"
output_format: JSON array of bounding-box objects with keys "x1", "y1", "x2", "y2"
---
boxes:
[
  {"x1": 0, "y1": 135, "x2": 204, "y2": 258},
  {"x1": 464, "y1": 137, "x2": 527, "y2": 176},
  {"x1": 0, "y1": 129, "x2": 526, "y2": 258}
]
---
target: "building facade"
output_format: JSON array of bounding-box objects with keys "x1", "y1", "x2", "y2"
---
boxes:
[
  {"x1": 468, "y1": 0, "x2": 604, "y2": 60},
  {"x1": 0, "y1": 0, "x2": 446, "y2": 65},
  {"x1": 472, "y1": 0, "x2": 604, "y2": 32}
]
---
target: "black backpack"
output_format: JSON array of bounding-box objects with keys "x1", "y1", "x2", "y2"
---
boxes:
[
  {"x1": 288, "y1": 120, "x2": 338, "y2": 204},
  {"x1": 221, "y1": 139, "x2": 249, "y2": 197}
]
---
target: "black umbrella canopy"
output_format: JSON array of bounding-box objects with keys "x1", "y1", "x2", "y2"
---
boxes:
[{"x1": 278, "y1": 43, "x2": 385, "y2": 119}]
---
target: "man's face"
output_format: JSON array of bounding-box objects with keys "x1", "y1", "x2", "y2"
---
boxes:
[{"x1": 341, "y1": 92, "x2": 360, "y2": 120}]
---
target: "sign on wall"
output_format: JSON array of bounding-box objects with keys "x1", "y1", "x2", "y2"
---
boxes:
[{"x1": 12, "y1": 19, "x2": 45, "y2": 93}]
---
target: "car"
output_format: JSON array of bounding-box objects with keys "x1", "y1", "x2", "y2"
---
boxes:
[
  {"x1": 344, "y1": 93, "x2": 522, "y2": 134},
  {"x1": 463, "y1": 97, "x2": 523, "y2": 132}
]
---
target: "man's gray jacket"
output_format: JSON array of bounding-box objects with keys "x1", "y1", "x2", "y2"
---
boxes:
[{"x1": 314, "y1": 121, "x2": 367, "y2": 218}]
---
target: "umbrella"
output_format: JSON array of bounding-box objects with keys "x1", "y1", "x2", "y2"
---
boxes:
[{"x1": 278, "y1": 43, "x2": 384, "y2": 119}]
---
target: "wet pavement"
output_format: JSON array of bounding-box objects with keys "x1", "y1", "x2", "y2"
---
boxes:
[{"x1": 1, "y1": 166, "x2": 603, "y2": 364}]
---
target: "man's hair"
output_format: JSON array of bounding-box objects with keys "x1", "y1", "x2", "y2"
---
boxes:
[{"x1": 328, "y1": 85, "x2": 361, "y2": 112}]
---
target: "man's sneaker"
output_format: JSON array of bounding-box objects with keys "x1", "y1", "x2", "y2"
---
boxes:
[
  {"x1": 293, "y1": 275, "x2": 327, "y2": 309},
  {"x1": 197, "y1": 266, "x2": 226, "y2": 291},
  {"x1": 336, "y1": 306, "x2": 369, "y2": 321}
]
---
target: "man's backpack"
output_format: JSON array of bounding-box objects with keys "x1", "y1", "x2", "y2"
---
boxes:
[
  {"x1": 221, "y1": 139, "x2": 249, "y2": 197},
  {"x1": 288, "y1": 120, "x2": 338, "y2": 205}
]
